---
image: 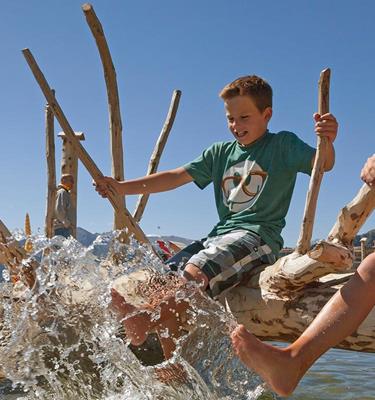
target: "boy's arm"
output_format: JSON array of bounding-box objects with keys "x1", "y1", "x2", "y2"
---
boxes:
[
  {"x1": 311, "y1": 113, "x2": 338, "y2": 171},
  {"x1": 94, "y1": 167, "x2": 193, "y2": 198}
]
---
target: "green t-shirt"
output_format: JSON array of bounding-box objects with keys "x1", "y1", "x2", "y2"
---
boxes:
[{"x1": 184, "y1": 130, "x2": 316, "y2": 256}]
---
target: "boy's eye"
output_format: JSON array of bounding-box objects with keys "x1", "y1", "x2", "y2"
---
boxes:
[{"x1": 241, "y1": 115, "x2": 249, "y2": 120}]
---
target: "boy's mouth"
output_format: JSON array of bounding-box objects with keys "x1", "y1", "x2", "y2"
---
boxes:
[{"x1": 235, "y1": 131, "x2": 248, "y2": 138}]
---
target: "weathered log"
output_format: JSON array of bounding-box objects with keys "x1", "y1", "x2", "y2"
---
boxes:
[
  {"x1": 360, "y1": 237, "x2": 367, "y2": 261},
  {"x1": 45, "y1": 96, "x2": 56, "y2": 238},
  {"x1": 22, "y1": 48, "x2": 149, "y2": 245},
  {"x1": 296, "y1": 68, "x2": 330, "y2": 254},
  {"x1": 82, "y1": 3, "x2": 127, "y2": 231},
  {"x1": 133, "y1": 90, "x2": 182, "y2": 222},
  {"x1": 0, "y1": 218, "x2": 36, "y2": 287},
  {"x1": 225, "y1": 179, "x2": 375, "y2": 353},
  {"x1": 227, "y1": 276, "x2": 375, "y2": 352},
  {"x1": 328, "y1": 183, "x2": 375, "y2": 245},
  {"x1": 307, "y1": 240, "x2": 353, "y2": 267},
  {"x1": 57, "y1": 131, "x2": 86, "y2": 238},
  {"x1": 0, "y1": 219, "x2": 26, "y2": 270}
]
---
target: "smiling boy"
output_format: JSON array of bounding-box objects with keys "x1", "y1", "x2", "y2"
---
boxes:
[{"x1": 94, "y1": 75, "x2": 338, "y2": 358}]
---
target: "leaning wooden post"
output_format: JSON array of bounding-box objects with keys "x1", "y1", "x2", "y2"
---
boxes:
[
  {"x1": 82, "y1": 3, "x2": 127, "y2": 230},
  {"x1": 328, "y1": 183, "x2": 375, "y2": 245},
  {"x1": 360, "y1": 237, "x2": 367, "y2": 261},
  {"x1": 22, "y1": 48, "x2": 149, "y2": 245},
  {"x1": 296, "y1": 69, "x2": 331, "y2": 254},
  {"x1": 133, "y1": 90, "x2": 182, "y2": 222},
  {"x1": 57, "y1": 131, "x2": 85, "y2": 238},
  {"x1": 0, "y1": 218, "x2": 27, "y2": 281},
  {"x1": 45, "y1": 96, "x2": 56, "y2": 238}
]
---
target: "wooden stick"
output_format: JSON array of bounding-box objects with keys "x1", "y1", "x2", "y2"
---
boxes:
[
  {"x1": 58, "y1": 131, "x2": 86, "y2": 238},
  {"x1": 45, "y1": 96, "x2": 56, "y2": 238},
  {"x1": 0, "y1": 218, "x2": 26, "y2": 273},
  {"x1": 22, "y1": 48, "x2": 149, "y2": 245},
  {"x1": 133, "y1": 90, "x2": 182, "y2": 222},
  {"x1": 82, "y1": 3, "x2": 127, "y2": 230},
  {"x1": 296, "y1": 69, "x2": 330, "y2": 254}
]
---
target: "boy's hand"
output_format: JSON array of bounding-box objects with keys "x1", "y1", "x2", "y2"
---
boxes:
[
  {"x1": 93, "y1": 176, "x2": 119, "y2": 198},
  {"x1": 361, "y1": 155, "x2": 375, "y2": 187},
  {"x1": 313, "y1": 113, "x2": 338, "y2": 143}
]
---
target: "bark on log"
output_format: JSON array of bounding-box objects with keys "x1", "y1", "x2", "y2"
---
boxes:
[
  {"x1": 133, "y1": 90, "x2": 182, "y2": 222},
  {"x1": 226, "y1": 277, "x2": 375, "y2": 352},
  {"x1": 0, "y1": 218, "x2": 28, "y2": 282},
  {"x1": 22, "y1": 48, "x2": 149, "y2": 245},
  {"x1": 225, "y1": 180, "x2": 375, "y2": 353},
  {"x1": 296, "y1": 68, "x2": 330, "y2": 254},
  {"x1": 58, "y1": 131, "x2": 86, "y2": 239},
  {"x1": 82, "y1": 3, "x2": 127, "y2": 231},
  {"x1": 328, "y1": 183, "x2": 375, "y2": 245},
  {"x1": 45, "y1": 97, "x2": 56, "y2": 238}
]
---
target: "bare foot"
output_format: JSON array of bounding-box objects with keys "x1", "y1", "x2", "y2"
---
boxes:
[{"x1": 231, "y1": 325, "x2": 302, "y2": 397}]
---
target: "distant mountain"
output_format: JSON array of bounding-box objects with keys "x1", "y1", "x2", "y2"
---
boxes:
[
  {"x1": 76, "y1": 227, "x2": 100, "y2": 247},
  {"x1": 76, "y1": 227, "x2": 193, "y2": 248}
]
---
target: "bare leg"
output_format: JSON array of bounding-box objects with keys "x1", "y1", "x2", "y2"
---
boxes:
[{"x1": 231, "y1": 252, "x2": 375, "y2": 397}]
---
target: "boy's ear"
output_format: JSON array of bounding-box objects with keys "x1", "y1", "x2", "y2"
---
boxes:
[{"x1": 263, "y1": 107, "x2": 273, "y2": 122}]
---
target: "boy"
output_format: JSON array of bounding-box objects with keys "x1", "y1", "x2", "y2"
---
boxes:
[
  {"x1": 94, "y1": 75, "x2": 338, "y2": 358},
  {"x1": 231, "y1": 155, "x2": 375, "y2": 397}
]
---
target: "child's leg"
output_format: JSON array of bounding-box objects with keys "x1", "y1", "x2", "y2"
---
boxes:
[{"x1": 231, "y1": 252, "x2": 375, "y2": 397}]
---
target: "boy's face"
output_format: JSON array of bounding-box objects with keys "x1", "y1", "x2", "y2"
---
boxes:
[{"x1": 224, "y1": 95, "x2": 272, "y2": 146}]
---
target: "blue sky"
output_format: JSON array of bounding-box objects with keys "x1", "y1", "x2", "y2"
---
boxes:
[{"x1": 1, "y1": 0, "x2": 375, "y2": 247}]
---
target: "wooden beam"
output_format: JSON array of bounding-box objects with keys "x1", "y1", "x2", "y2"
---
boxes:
[
  {"x1": 57, "y1": 131, "x2": 86, "y2": 238},
  {"x1": 45, "y1": 97, "x2": 56, "y2": 238},
  {"x1": 22, "y1": 48, "x2": 149, "y2": 245},
  {"x1": 296, "y1": 68, "x2": 330, "y2": 254},
  {"x1": 328, "y1": 183, "x2": 375, "y2": 245},
  {"x1": 82, "y1": 3, "x2": 127, "y2": 230},
  {"x1": 133, "y1": 90, "x2": 182, "y2": 222}
]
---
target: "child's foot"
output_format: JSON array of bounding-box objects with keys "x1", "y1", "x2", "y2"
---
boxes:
[{"x1": 231, "y1": 325, "x2": 302, "y2": 397}]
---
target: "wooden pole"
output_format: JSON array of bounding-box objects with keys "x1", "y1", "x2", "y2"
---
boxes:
[
  {"x1": 296, "y1": 69, "x2": 331, "y2": 254},
  {"x1": 45, "y1": 96, "x2": 56, "y2": 238},
  {"x1": 22, "y1": 48, "x2": 149, "y2": 245},
  {"x1": 57, "y1": 131, "x2": 85, "y2": 238},
  {"x1": 0, "y1": 218, "x2": 26, "y2": 277},
  {"x1": 360, "y1": 237, "x2": 367, "y2": 261},
  {"x1": 328, "y1": 183, "x2": 375, "y2": 245},
  {"x1": 133, "y1": 90, "x2": 182, "y2": 222},
  {"x1": 82, "y1": 3, "x2": 127, "y2": 230}
]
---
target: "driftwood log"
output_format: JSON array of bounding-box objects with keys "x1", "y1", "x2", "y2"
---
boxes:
[
  {"x1": 22, "y1": 48, "x2": 150, "y2": 245},
  {"x1": 225, "y1": 182, "x2": 375, "y2": 352},
  {"x1": 44, "y1": 96, "x2": 56, "y2": 238},
  {"x1": 58, "y1": 131, "x2": 85, "y2": 239},
  {"x1": 133, "y1": 90, "x2": 182, "y2": 222},
  {"x1": 82, "y1": 3, "x2": 127, "y2": 231}
]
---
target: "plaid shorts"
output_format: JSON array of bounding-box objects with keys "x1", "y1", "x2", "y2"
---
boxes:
[{"x1": 167, "y1": 230, "x2": 276, "y2": 299}]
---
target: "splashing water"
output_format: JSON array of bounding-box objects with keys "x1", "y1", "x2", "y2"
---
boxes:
[{"x1": 0, "y1": 232, "x2": 273, "y2": 399}]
